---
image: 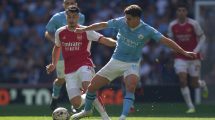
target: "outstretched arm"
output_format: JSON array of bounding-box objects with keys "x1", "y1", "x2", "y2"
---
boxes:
[
  {"x1": 75, "y1": 22, "x2": 108, "y2": 33},
  {"x1": 160, "y1": 36, "x2": 197, "y2": 58},
  {"x1": 99, "y1": 37, "x2": 116, "y2": 47}
]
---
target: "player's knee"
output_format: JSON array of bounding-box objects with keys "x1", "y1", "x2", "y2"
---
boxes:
[{"x1": 126, "y1": 84, "x2": 137, "y2": 92}]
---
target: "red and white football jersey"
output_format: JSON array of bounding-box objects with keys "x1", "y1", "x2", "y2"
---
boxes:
[
  {"x1": 55, "y1": 25, "x2": 102, "y2": 74},
  {"x1": 168, "y1": 18, "x2": 204, "y2": 60}
]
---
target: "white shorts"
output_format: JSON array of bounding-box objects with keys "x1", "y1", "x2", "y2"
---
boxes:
[
  {"x1": 97, "y1": 58, "x2": 140, "y2": 81},
  {"x1": 56, "y1": 60, "x2": 65, "y2": 79},
  {"x1": 174, "y1": 59, "x2": 201, "y2": 77},
  {"x1": 65, "y1": 66, "x2": 95, "y2": 100}
]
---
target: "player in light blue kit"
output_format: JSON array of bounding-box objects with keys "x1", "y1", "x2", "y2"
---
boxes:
[
  {"x1": 45, "y1": 0, "x2": 85, "y2": 111},
  {"x1": 71, "y1": 5, "x2": 197, "y2": 120}
]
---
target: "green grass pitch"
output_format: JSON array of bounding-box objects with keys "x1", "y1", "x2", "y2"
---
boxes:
[{"x1": 0, "y1": 103, "x2": 215, "y2": 120}]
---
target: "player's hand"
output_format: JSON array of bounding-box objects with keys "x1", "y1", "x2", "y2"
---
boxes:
[
  {"x1": 75, "y1": 28, "x2": 85, "y2": 33},
  {"x1": 46, "y1": 63, "x2": 56, "y2": 74},
  {"x1": 184, "y1": 51, "x2": 197, "y2": 59}
]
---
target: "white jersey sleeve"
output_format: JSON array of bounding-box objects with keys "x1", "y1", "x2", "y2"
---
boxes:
[
  {"x1": 193, "y1": 20, "x2": 204, "y2": 36},
  {"x1": 167, "y1": 20, "x2": 177, "y2": 39},
  {"x1": 86, "y1": 31, "x2": 103, "y2": 41},
  {"x1": 191, "y1": 19, "x2": 206, "y2": 52},
  {"x1": 55, "y1": 29, "x2": 61, "y2": 47}
]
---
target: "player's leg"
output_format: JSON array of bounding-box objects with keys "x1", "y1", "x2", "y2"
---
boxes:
[
  {"x1": 189, "y1": 60, "x2": 208, "y2": 98},
  {"x1": 119, "y1": 63, "x2": 139, "y2": 120},
  {"x1": 71, "y1": 59, "x2": 123, "y2": 120},
  {"x1": 80, "y1": 66, "x2": 110, "y2": 119},
  {"x1": 119, "y1": 74, "x2": 138, "y2": 120},
  {"x1": 174, "y1": 59, "x2": 194, "y2": 113},
  {"x1": 65, "y1": 72, "x2": 83, "y2": 113},
  {"x1": 199, "y1": 79, "x2": 208, "y2": 98},
  {"x1": 70, "y1": 75, "x2": 110, "y2": 120},
  {"x1": 121, "y1": 78, "x2": 135, "y2": 113},
  {"x1": 50, "y1": 60, "x2": 65, "y2": 111}
]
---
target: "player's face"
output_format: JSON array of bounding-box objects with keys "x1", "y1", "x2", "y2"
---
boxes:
[
  {"x1": 176, "y1": 7, "x2": 188, "y2": 20},
  {"x1": 125, "y1": 14, "x2": 140, "y2": 28},
  {"x1": 66, "y1": 12, "x2": 79, "y2": 28},
  {"x1": 63, "y1": 0, "x2": 77, "y2": 9}
]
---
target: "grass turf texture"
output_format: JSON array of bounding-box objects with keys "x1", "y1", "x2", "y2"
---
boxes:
[{"x1": 0, "y1": 103, "x2": 215, "y2": 120}]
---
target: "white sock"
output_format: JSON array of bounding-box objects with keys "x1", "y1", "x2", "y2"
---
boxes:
[
  {"x1": 93, "y1": 98, "x2": 109, "y2": 119},
  {"x1": 180, "y1": 86, "x2": 194, "y2": 109}
]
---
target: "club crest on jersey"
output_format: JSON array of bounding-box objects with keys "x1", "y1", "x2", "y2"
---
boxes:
[
  {"x1": 138, "y1": 34, "x2": 144, "y2": 39},
  {"x1": 77, "y1": 34, "x2": 82, "y2": 40}
]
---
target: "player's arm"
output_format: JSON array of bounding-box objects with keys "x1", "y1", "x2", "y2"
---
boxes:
[
  {"x1": 160, "y1": 36, "x2": 197, "y2": 58},
  {"x1": 193, "y1": 33, "x2": 206, "y2": 53},
  {"x1": 52, "y1": 45, "x2": 61, "y2": 66},
  {"x1": 192, "y1": 20, "x2": 206, "y2": 53},
  {"x1": 98, "y1": 37, "x2": 116, "y2": 47},
  {"x1": 45, "y1": 14, "x2": 58, "y2": 43},
  {"x1": 46, "y1": 45, "x2": 60, "y2": 74},
  {"x1": 75, "y1": 22, "x2": 108, "y2": 33},
  {"x1": 45, "y1": 31, "x2": 55, "y2": 43},
  {"x1": 46, "y1": 30, "x2": 61, "y2": 74}
]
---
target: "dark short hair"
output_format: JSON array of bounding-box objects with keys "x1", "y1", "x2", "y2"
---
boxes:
[
  {"x1": 66, "y1": 5, "x2": 80, "y2": 14},
  {"x1": 124, "y1": 5, "x2": 142, "y2": 17},
  {"x1": 177, "y1": 3, "x2": 189, "y2": 10}
]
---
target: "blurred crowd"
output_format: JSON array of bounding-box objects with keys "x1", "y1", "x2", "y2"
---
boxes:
[{"x1": 0, "y1": 0, "x2": 214, "y2": 86}]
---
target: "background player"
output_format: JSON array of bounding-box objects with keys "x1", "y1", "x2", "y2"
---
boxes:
[
  {"x1": 167, "y1": 3, "x2": 208, "y2": 113},
  {"x1": 71, "y1": 4, "x2": 197, "y2": 120},
  {"x1": 45, "y1": 0, "x2": 85, "y2": 111},
  {"x1": 46, "y1": 5, "x2": 116, "y2": 120}
]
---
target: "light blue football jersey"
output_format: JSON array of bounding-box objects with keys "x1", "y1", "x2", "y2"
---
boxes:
[
  {"x1": 107, "y1": 17, "x2": 163, "y2": 62},
  {"x1": 46, "y1": 11, "x2": 85, "y2": 60}
]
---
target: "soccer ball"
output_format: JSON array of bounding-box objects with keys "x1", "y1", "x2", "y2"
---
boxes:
[{"x1": 52, "y1": 107, "x2": 70, "y2": 120}]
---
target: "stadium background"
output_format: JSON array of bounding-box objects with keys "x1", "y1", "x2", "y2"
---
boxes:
[{"x1": 0, "y1": 0, "x2": 215, "y2": 118}]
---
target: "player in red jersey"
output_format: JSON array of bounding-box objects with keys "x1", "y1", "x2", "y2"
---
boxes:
[
  {"x1": 46, "y1": 5, "x2": 116, "y2": 120},
  {"x1": 168, "y1": 3, "x2": 208, "y2": 113}
]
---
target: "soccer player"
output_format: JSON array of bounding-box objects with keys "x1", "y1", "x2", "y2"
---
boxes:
[
  {"x1": 46, "y1": 5, "x2": 115, "y2": 120},
  {"x1": 71, "y1": 4, "x2": 197, "y2": 120},
  {"x1": 45, "y1": 0, "x2": 85, "y2": 111},
  {"x1": 167, "y1": 3, "x2": 208, "y2": 113}
]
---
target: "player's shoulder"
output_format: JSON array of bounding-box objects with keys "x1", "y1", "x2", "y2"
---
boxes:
[
  {"x1": 56, "y1": 25, "x2": 67, "y2": 34},
  {"x1": 109, "y1": 16, "x2": 124, "y2": 22},
  {"x1": 115, "y1": 16, "x2": 125, "y2": 22},
  {"x1": 52, "y1": 11, "x2": 65, "y2": 19},
  {"x1": 78, "y1": 25, "x2": 93, "y2": 33},
  {"x1": 169, "y1": 19, "x2": 178, "y2": 26},
  {"x1": 141, "y1": 21, "x2": 156, "y2": 31},
  {"x1": 187, "y1": 18, "x2": 199, "y2": 25}
]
